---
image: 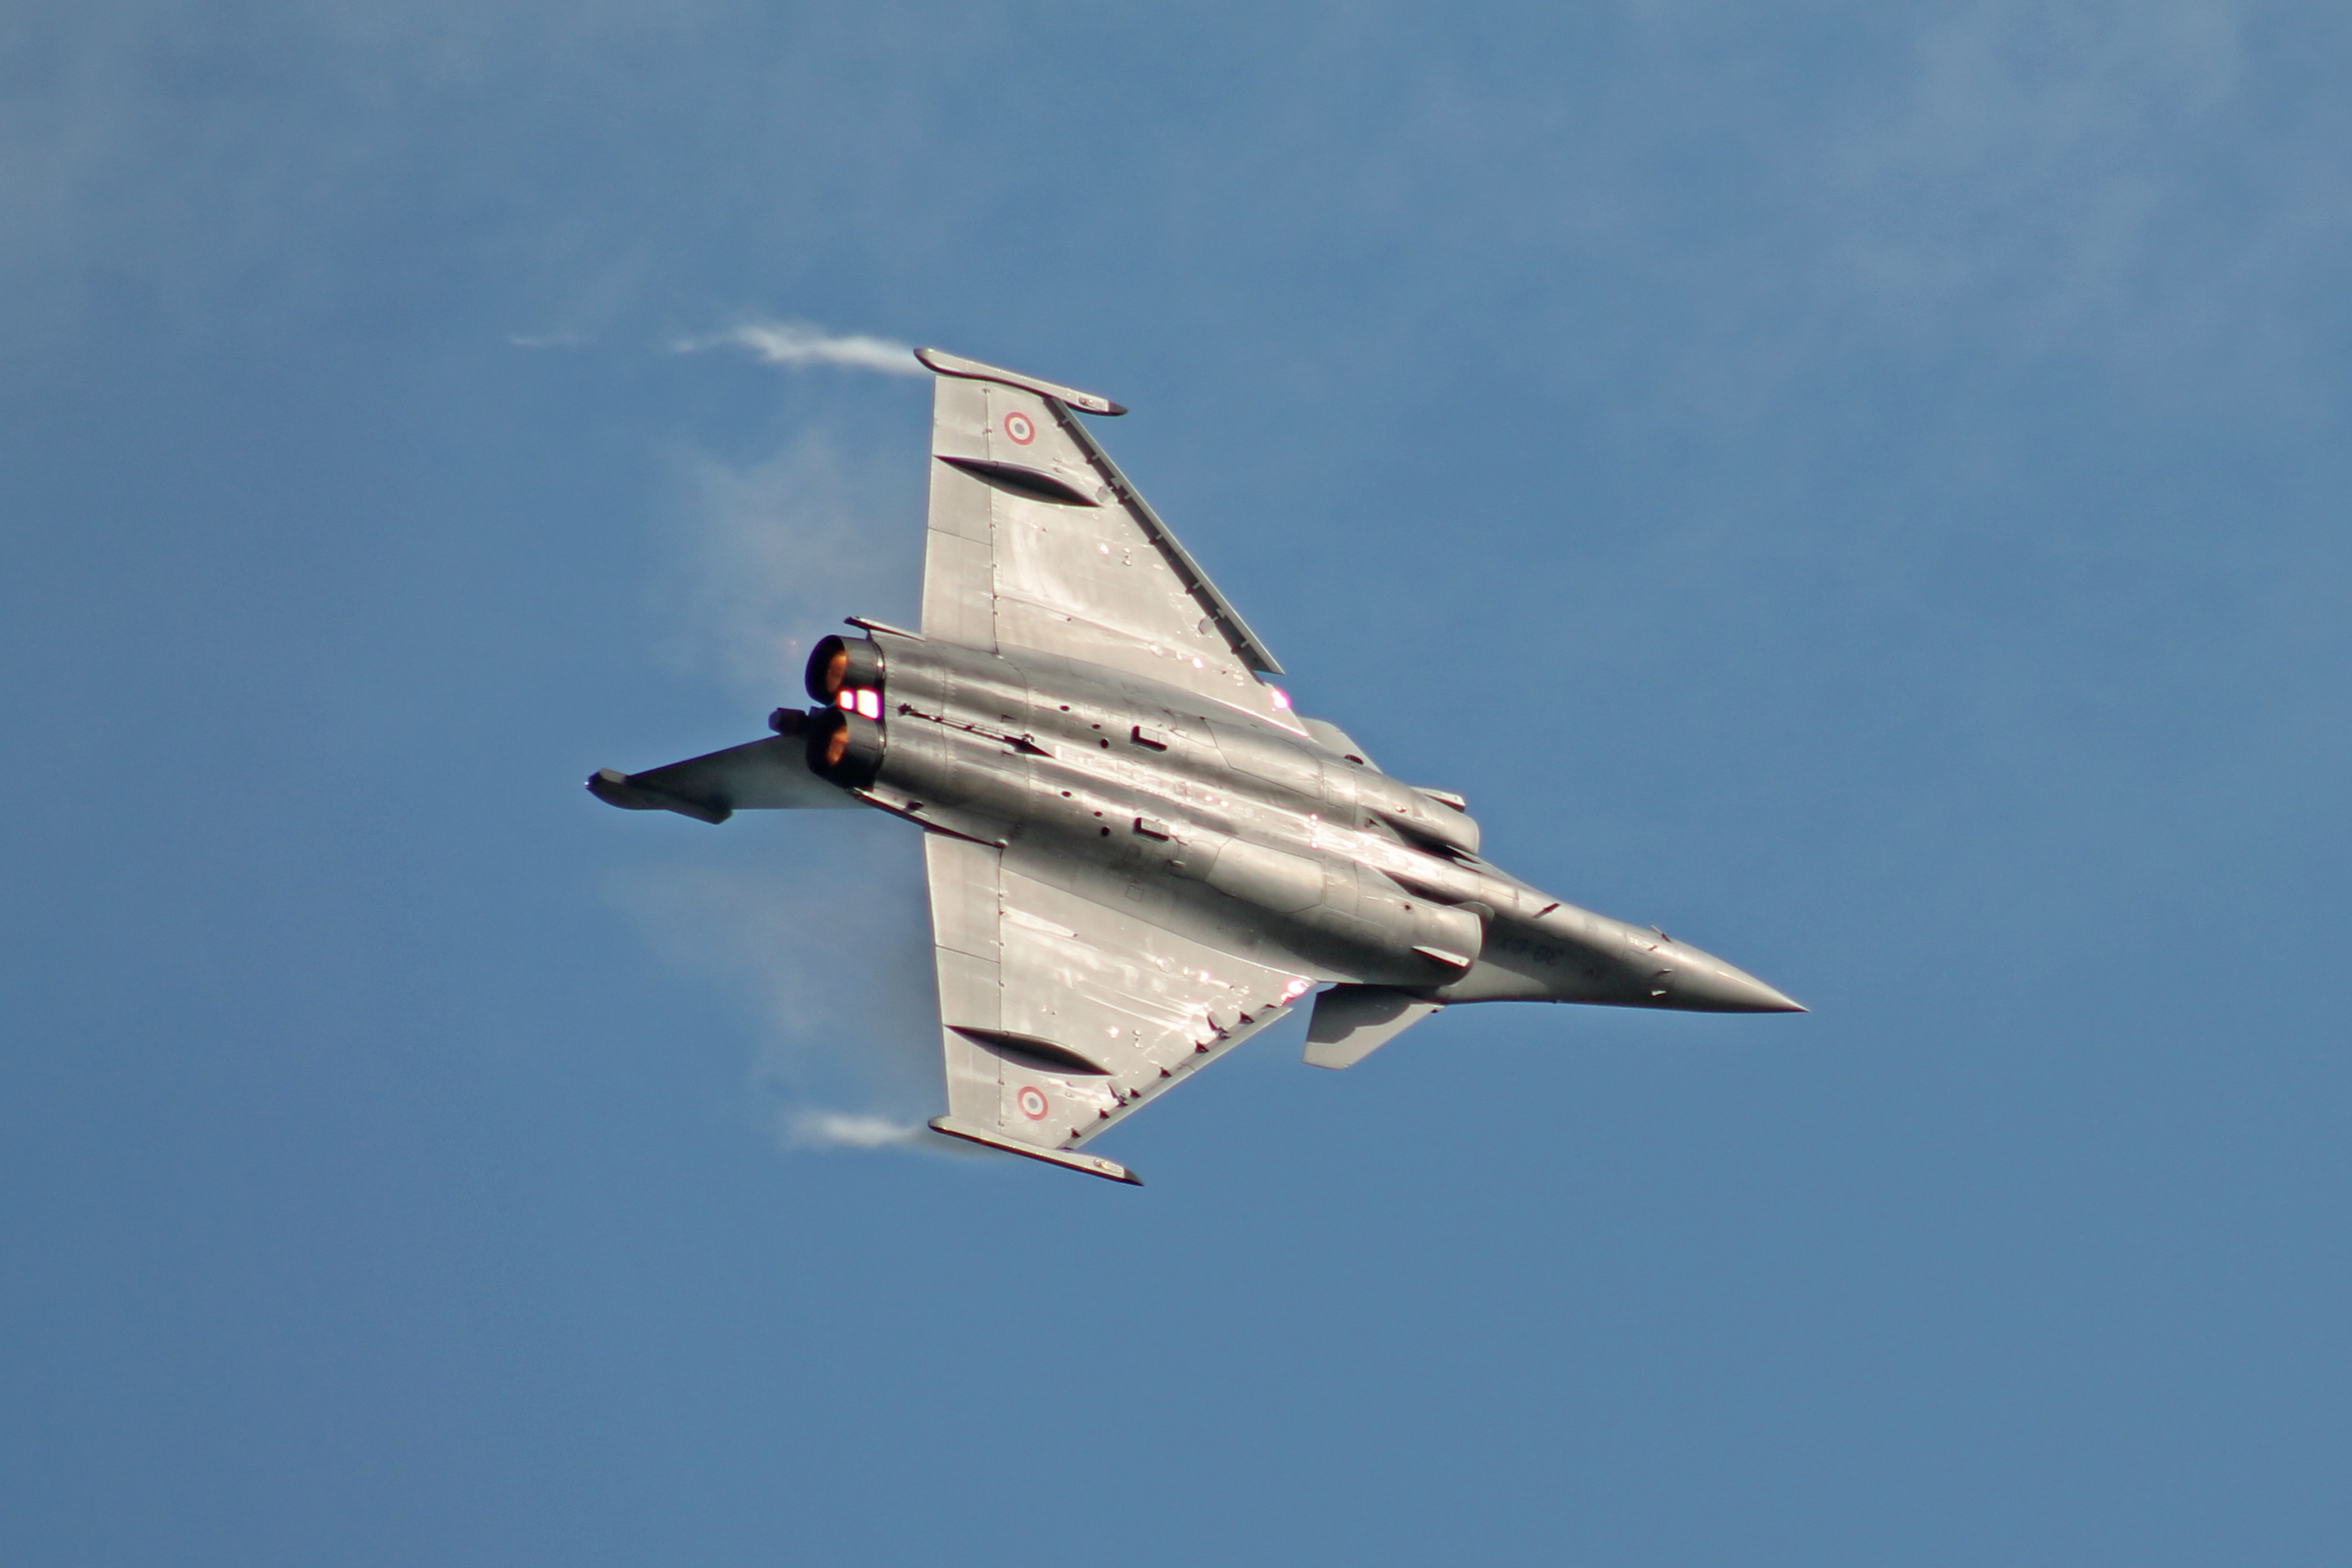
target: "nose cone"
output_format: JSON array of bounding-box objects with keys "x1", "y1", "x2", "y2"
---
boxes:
[{"x1": 1655, "y1": 944, "x2": 1806, "y2": 1013}]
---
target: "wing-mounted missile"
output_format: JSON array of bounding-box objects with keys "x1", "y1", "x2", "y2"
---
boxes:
[
  {"x1": 928, "y1": 1117, "x2": 1143, "y2": 1184},
  {"x1": 913, "y1": 346, "x2": 1127, "y2": 416}
]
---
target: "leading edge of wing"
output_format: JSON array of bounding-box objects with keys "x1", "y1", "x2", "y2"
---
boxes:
[{"x1": 1049, "y1": 408, "x2": 1286, "y2": 677}]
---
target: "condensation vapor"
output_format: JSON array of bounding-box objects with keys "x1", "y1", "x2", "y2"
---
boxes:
[
  {"x1": 671, "y1": 319, "x2": 926, "y2": 376},
  {"x1": 623, "y1": 409, "x2": 943, "y2": 1155},
  {"x1": 613, "y1": 821, "x2": 942, "y2": 1145}
]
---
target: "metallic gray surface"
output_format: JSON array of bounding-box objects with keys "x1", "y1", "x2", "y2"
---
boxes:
[
  {"x1": 1304, "y1": 986, "x2": 1446, "y2": 1070},
  {"x1": 591, "y1": 350, "x2": 1801, "y2": 1182},
  {"x1": 912, "y1": 347, "x2": 1129, "y2": 419},
  {"x1": 588, "y1": 731, "x2": 857, "y2": 821}
]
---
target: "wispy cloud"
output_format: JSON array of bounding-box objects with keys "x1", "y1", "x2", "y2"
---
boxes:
[
  {"x1": 1823, "y1": 1, "x2": 2247, "y2": 345},
  {"x1": 673, "y1": 318, "x2": 923, "y2": 376},
  {"x1": 656, "y1": 428, "x2": 924, "y2": 694}
]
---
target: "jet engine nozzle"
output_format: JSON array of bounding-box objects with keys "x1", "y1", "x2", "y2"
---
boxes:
[
  {"x1": 805, "y1": 634, "x2": 887, "y2": 713},
  {"x1": 804, "y1": 707, "x2": 887, "y2": 789}
]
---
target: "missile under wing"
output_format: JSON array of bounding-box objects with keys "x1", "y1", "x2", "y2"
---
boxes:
[{"x1": 591, "y1": 349, "x2": 1802, "y2": 1184}]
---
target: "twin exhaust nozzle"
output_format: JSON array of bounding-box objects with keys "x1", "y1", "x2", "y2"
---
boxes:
[{"x1": 789, "y1": 634, "x2": 888, "y2": 789}]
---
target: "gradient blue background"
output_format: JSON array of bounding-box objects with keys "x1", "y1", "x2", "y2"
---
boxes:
[{"x1": 5, "y1": 5, "x2": 2348, "y2": 1563}]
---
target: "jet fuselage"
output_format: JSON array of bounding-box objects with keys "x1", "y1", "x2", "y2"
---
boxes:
[{"x1": 803, "y1": 630, "x2": 1799, "y2": 1016}]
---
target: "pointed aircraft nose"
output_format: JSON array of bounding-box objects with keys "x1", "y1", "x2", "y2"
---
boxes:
[{"x1": 1653, "y1": 945, "x2": 1806, "y2": 1013}]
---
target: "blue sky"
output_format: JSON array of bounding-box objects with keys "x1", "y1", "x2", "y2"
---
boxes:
[{"x1": 4, "y1": 3, "x2": 2349, "y2": 1563}]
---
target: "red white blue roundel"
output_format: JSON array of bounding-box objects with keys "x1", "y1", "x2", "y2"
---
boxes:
[
  {"x1": 1003, "y1": 411, "x2": 1036, "y2": 446},
  {"x1": 1016, "y1": 1085, "x2": 1050, "y2": 1119}
]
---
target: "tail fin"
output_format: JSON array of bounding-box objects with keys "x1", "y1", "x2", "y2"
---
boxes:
[{"x1": 588, "y1": 723, "x2": 857, "y2": 823}]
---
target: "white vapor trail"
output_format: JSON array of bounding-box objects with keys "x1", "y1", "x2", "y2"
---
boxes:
[
  {"x1": 785, "y1": 1111, "x2": 926, "y2": 1151},
  {"x1": 673, "y1": 319, "x2": 924, "y2": 376}
]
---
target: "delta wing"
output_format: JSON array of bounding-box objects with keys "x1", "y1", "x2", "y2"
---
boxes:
[
  {"x1": 923, "y1": 835, "x2": 1313, "y2": 1182},
  {"x1": 917, "y1": 350, "x2": 1304, "y2": 734}
]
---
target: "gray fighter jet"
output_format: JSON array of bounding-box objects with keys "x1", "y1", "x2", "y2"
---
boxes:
[{"x1": 591, "y1": 349, "x2": 1801, "y2": 1184}]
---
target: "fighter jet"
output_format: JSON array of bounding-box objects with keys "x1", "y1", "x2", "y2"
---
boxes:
[{"x1": 591, "y1": 348, "x2": 1801, "y2": 1184}]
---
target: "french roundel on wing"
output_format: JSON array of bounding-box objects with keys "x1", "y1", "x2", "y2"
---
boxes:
[
  {"x1": 1016, "y1": 1085, "x2": 1050, "y2": 1119},
  {"x1": 1003, "y1": 411, "x2": 1036, "y2": 446}
]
